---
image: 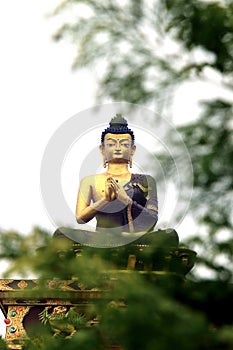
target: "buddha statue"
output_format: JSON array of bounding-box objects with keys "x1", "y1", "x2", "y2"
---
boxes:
[{"x1": 54, "y1": 114, "x2": 179, "y2": 250}]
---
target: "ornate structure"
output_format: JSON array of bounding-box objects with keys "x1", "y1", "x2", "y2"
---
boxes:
[{"x1": 0, "y1": 278, "x2": 106, "y2": 349}]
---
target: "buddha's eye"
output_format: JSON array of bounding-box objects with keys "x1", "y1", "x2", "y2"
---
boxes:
[
  {"x1": 121, "y1": 143, "x2": 130, "y2": 148},
  {"x1": 106, "y1": 143, "x2": 116, "y2": 147}
]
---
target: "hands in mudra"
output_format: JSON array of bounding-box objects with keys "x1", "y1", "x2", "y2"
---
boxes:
[{"x1": 105, "y1": 177, "x2": 132, "y2": 205}]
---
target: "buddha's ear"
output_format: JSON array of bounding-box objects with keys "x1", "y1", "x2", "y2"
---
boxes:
[
  {"x1": 99, "y1": 144, "x2": 105, "y2": 155},
  {"x1": 131, "y1": 144, "x2": 136, "y2": 156}
]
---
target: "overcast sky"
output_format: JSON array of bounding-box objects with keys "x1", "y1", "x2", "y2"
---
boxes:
[{"x1": 0, "y1": 1, "x2": 98, "y2": 235}]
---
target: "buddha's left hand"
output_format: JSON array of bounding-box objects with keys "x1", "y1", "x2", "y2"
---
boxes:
[{"x1": 112, "y1": 179, "x2": 133, "y2": 206}]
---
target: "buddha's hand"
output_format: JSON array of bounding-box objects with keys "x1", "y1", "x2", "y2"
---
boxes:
[
  {"x1": 114, "y1": 182, "x2": 133, "y2": 206},
  {"x1": 105, "y1": 177, "x2": 118, "y2": 201}
]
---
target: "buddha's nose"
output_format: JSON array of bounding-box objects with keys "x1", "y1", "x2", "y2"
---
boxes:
[{"x1": 115, "y1": 141, "x2": 121, "y2": 150}]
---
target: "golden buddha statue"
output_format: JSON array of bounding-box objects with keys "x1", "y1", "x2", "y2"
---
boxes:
[{"x1": 54, "y1": 114, "x2": 178, "y2": 249}]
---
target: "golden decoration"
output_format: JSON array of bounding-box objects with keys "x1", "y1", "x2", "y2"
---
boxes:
[{"x1": 17, "y1": 281, "x2": 28, "y2": 289}]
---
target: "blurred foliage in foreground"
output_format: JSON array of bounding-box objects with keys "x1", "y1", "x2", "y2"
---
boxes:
[{"x1": 0, "y1": 227, "x2": 233, "y2": 349}]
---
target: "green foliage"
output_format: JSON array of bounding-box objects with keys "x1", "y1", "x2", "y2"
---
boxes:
[
  {"x1": 100, "y1": 275, "x2": 209, "y2": 350},
  {"x1": 179, "y1": 100, "x2": 233, "y2": 225},
  {"x1": 52, "y1": 0, "x2": 187, "y2": 105},
  {"x1": 156, "y1": 98, "x2": 233, "y2": 280},
  {"x1": 175, "y1": 99, "x2": 233, "y2": 280},
  {"x1": 0, "y1": 229, "x2": 233, "y2": 348},
  {"x1": 52, "y1": 0, "x2": 233, "y2": 104},
  {"x1": 164, "y1": 0, "x2": 233, "y2": 72},
  {"x1": 23, "y1": 328, "x2": 105, "y2": 350},
  {"x1": 0, "y1": 227, "x2": 51, "y2": 278},
  {"x1": 0, "y1": 229, "x2": 233, "y2": 349},
  {"x1": 0, "y1": 336, "x2": 9, "y2": 349}
]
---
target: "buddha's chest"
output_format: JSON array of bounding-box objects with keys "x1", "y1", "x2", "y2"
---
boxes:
[
  {"x1": 91, "y1": 176, "x2": 131, "y2": 201},
  {"x1": 91, "y1": 177, "x2": 107, "y2": 200}
]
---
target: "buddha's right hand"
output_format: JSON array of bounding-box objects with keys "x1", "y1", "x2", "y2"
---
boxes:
[{"x1": 105, "y1": 177, "x2": 117, "y2": 201}]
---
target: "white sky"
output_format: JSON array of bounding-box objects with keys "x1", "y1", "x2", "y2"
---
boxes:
[
  {"x1": 0, "y1": 1, "x2": 97, "y2": 236},
  {"x1": 0, "y1": 0, "x2": 233, "y2": 338}
]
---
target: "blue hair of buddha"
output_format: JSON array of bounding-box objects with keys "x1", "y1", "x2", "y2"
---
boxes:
[{"x1": 101, "y1": 114, "x2": 135, "y2": 145}]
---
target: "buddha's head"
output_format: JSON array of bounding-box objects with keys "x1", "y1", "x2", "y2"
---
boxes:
[{"x1": 100, "y1": 114, "x2": 136, "y2": 167}]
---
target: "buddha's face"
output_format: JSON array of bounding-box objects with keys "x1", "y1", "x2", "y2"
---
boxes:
[{"x1": 100, "y1": 133, "x2": 136, "y2": 164}]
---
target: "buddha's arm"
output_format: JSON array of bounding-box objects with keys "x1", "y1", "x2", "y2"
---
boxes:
[
  {"x1": 114, "y1": 175, "x2": 158, "y2": 219},
  {"x1": 111, "y1": 175, "x2": 158, "y2": 231},
  {"x1": 131, "y1": 175, "x2": 158, "y2": 229},
  {"x1": 76, "y1": 177, "x2": 109, "y2": 224}
]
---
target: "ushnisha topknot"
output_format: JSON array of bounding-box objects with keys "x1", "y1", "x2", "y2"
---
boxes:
[{"x1": 101, "y1": 114, "x2": 135, "y2": 145}]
